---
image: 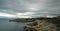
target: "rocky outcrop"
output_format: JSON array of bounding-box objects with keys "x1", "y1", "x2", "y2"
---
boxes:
[
  {"x1": 10, "y1": 18, "x2": 35, "y2": 22},
  {"x1": 24, "y1": 19, "x2": 57, "y2": 31}
]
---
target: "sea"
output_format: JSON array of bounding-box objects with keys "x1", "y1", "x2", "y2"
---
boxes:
[{"x1": 0, "y1": 18, "x2": 31, "y2": 31}]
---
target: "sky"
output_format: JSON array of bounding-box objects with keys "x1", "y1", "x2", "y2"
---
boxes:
[{"x1": 0, "y1": 0, "x2": 60, "y2": 18}]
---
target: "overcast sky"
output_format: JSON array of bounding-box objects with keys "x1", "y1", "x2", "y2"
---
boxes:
[{"x1": 0, "y1": 0, "x2": 60, "y2": 18}]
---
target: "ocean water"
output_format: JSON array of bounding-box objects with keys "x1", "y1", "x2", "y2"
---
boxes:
[{"x1": 0, "y1": 19, "x2": 29, "y2": 31}]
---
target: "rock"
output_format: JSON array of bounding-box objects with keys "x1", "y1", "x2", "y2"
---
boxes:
[{"x1": 24, "y1": 19, "x2": 57, "y2": 31}]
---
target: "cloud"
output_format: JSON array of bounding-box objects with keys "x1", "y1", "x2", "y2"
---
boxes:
[
  {"x1": 0, "y1": 0, "x2": 60, "y2": 18},
  {"x1": 0, "y1": 12, "x2": 16, "y2": 17},
  {"x1": 17, "y1": 12, "x2": 35, "y2": 15}
]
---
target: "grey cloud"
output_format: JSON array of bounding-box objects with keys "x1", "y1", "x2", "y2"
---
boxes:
[{"x1": 0, "y1": 0, "x2": 60, "y2": 17}]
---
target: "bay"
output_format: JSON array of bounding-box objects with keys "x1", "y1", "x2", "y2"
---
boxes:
[{"x1": 0, "y1": 19, "x2": 30, "y2": 31}]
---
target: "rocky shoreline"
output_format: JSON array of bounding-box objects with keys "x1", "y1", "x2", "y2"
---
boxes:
[
  {"x1": 23, "y1": 16, "x2": 60, "y2": 31},
  {"x1": 24, "y1": 19, "x2": 57, "y2": 31},
  {"x1": 9, "y1": 16, "x2": 60, "y2": 31}
]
